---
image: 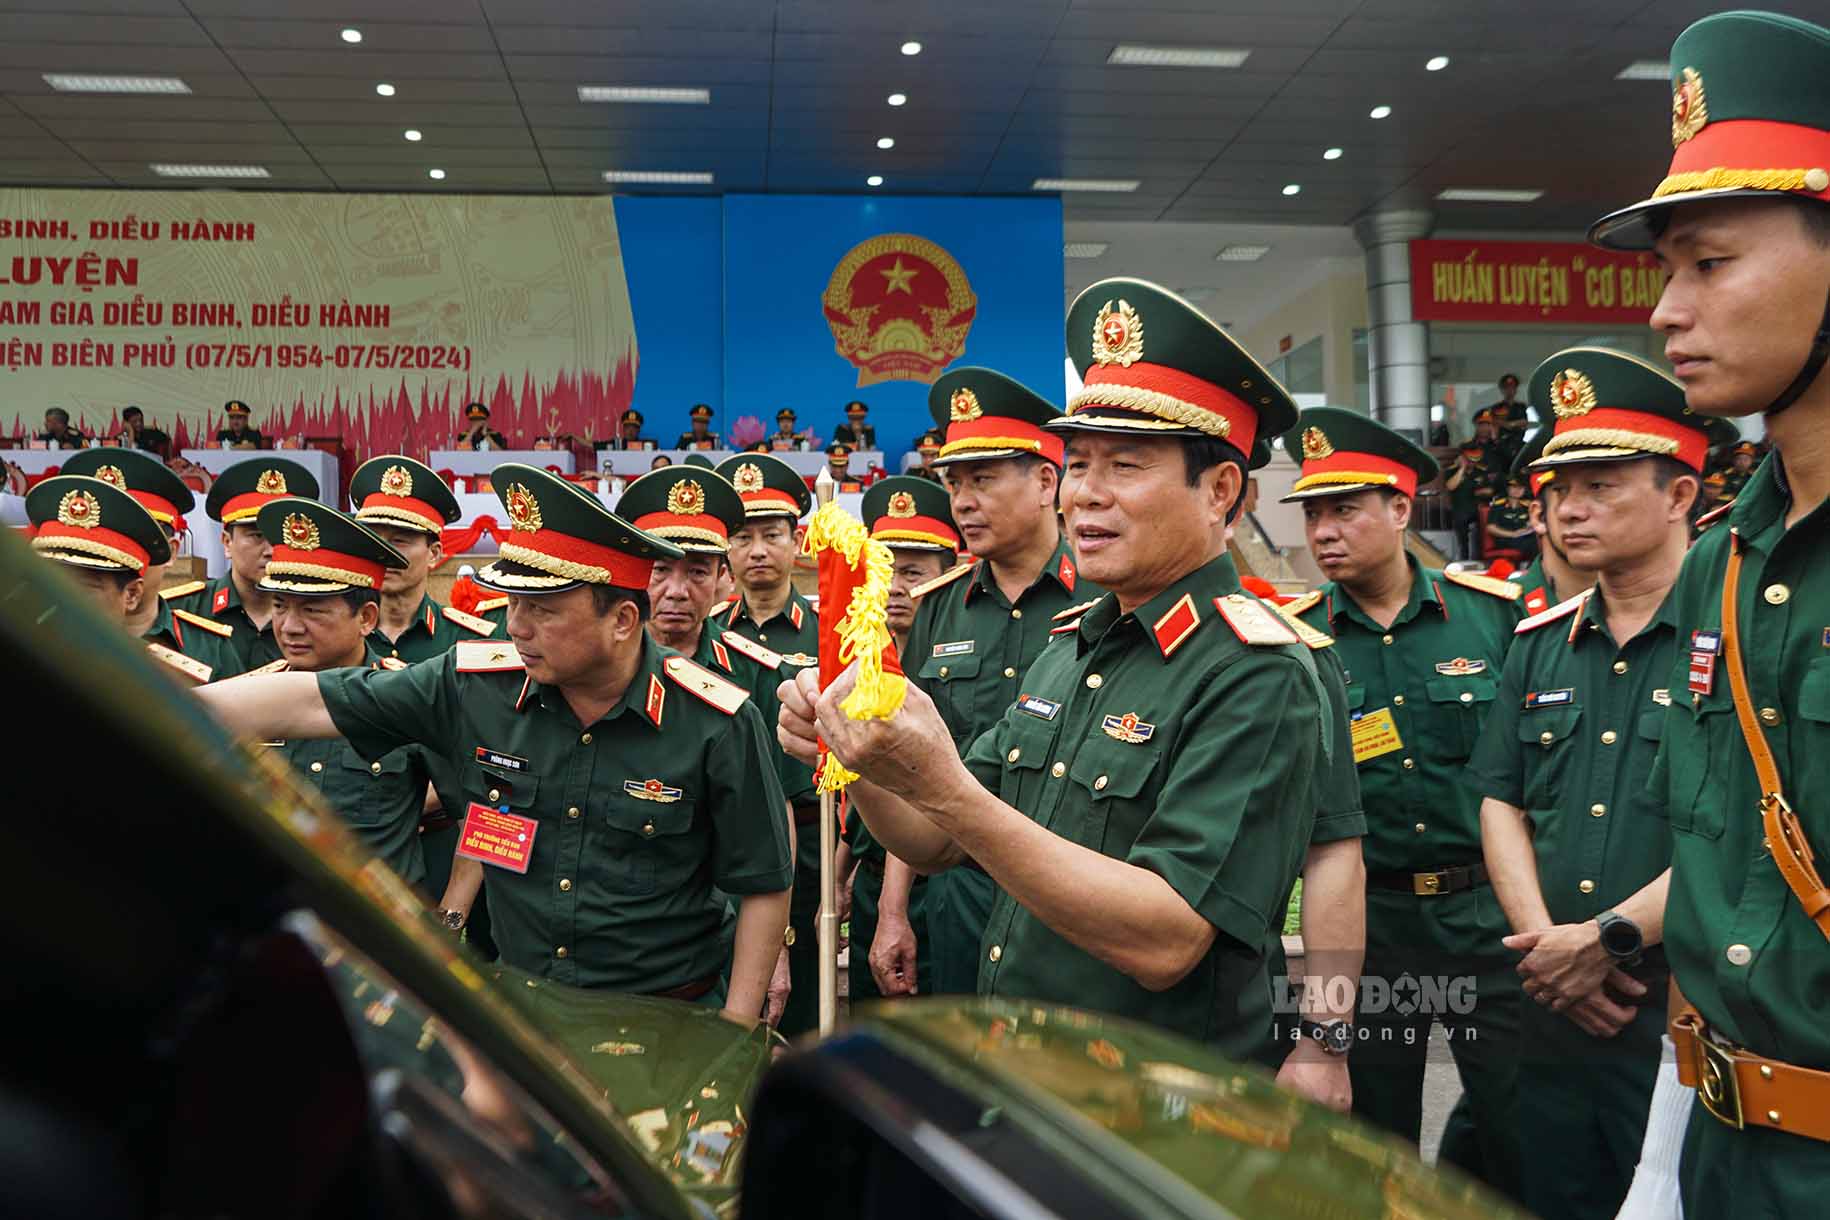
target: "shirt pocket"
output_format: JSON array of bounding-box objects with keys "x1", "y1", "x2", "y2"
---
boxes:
[
  {"x1": 918, "y1": 651, "x2": 982, "y2": 740},
  {"x1": 601, "y1": 786, "x2": 697, "y2": 896},
  {"x1": 1665, "y1": 698, "x2": 1731, "y2": 841},
  {"x1": 336, "y1": 749, "x2": 414, "y2": 826},
  {"x1": 1516, "y1": 705, "x2": 1583, "y2": 810},
  {"x1": 997, "y1": 711, "x2": 1060, "y2": 813},
  {"x1": 1424, "y1": 673, "x2": 1499, "y2": 760},
  {"x1": 1067, "y1": 735, "x2": 1161, "y2": 857},
  {"x1": 470, "y1": 761, "x2": 540, "y2": 812}
]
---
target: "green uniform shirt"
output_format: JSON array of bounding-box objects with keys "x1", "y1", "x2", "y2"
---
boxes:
[
  {"x1": 963, "y1": 553, "x2": 1324, "y2": 1055},
  {"x1": 167, "y1": 573, "x2": 280, "y2": 674},
  {"x1": 374, "y1": 592, "x2": 502, "y2": 663},
  {"x1": 1487, "y1": 497, "x2": 1532, "y2": 540},
  {"x1": 319, "y1": 637, "x2": 794, "y2": 992},
  {"x1": 1450, "y1": 455, "x2": 1500, "y2": 517},
  {"x1": 904, "y1": 538, "x2": 1094, "y2": 752},
  {"x1": 1297, "y1": 559, "x2": 1522, "y2": 874},
  {"x1": 721, "y1": 588, "x2": 819, "y2": 668},
  {"x1": 693, "y1": 618, "x2": 816, "y2": 805},
  {"x1": 143, "y1": 595, "x2": 239, "y2": 680},
  {"x1": 1647, "y1": 455, "x2": 1830, "y2": 1068},
  {"x1": 1467, "y1": 589, "x2": 1675, "y2": 933},
  {"x1": 1307, "y1": 641, "x2": 1370, "y2": 845}
]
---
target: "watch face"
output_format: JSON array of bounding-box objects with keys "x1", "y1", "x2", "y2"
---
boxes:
[{"x1": 1600, "y1": 916, "x2": 1640, "y2": 957}]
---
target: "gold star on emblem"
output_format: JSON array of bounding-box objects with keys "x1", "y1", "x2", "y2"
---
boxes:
[{"x1": 880, "y1": 257, "x2": 918, "y2": 295}]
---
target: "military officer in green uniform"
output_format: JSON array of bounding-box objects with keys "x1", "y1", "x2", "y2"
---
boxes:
[
  {"x1": 1468, "y1": 349, "x2": 1734, "y2": 1220},
  {"x1": 782, "y1": 279, "x2": 1326, "y2": 1059},
  {"x1": 675, "y1": 403, "x2": 722, "y2": 451},
  {"x1": 1508, "y1": 430, "x2": 1596, "y2": 617},
  {"x1": 251, "y1": 498, "x2": 436, "y2": 893},
  {"x1": 847, "y1": 475, "x2": 961, "y2": 1001},
  {"x1": 1586, "y1": 11, "x2": 1830, "y2": 1213},
  {"x1": 1445, "y1": 412, "x2": 1503, "y2": 560},
  {"x1": 895, "y1": 366, "x2": 1097, "y2": 997},
  {"x1": 196, "y1": 464, "x2": 795, "y2": 1020},
  {"x1": 714, "y1": 453, "x2": 820, "y2": 667},
  {"x1": 1484, "y1": 473, "x2": 1537, "y2": 561},
  {"x1": 1720, "y1": 440, "x2": 1758, "y2": 501},
  {"x1": 1281, "y1": 407, "x2": 1523, "y2": 1196},
  {"x1": 166, "y1": 456, "x2": 321, "y2": 675}
]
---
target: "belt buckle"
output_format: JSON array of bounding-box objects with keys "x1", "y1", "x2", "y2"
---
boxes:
[
  {"x1": 1690, "y1": 1026, "x2": 1746, "y2": 1131},
  {"x1": 1413, "y1": 871, "x2": 1442, "y2": 896}
]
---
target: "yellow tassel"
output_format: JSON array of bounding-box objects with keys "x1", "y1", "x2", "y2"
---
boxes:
[{"x1": 801, "y1": 501, "x2": 908, "y2": 792}]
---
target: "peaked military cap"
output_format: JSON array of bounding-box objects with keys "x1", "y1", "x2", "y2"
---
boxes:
[
  {"x1": 621, "y1": 409, "x2": 644, "y2": 427},
  {"x1": 927, "y1": 366, "x2": 1064, "y2": 467},
  {"x1": 1527, "y1": 347, "x2": 1738, "y2": 471},
  {"x1": 1731, "y1": 440, "x2": 1759, "y2": 458},
  {"x1": 476, "y1": 462, "x2": 680, "y2": 595},
  {"x1": 1511, "y1": 429, "x2": 1557, "y2": 495},
  {"x1": 223, "y1": 400, "x2": 250, "y2": 417},
  {"x1": 689, "y1": 403, "x2": 714, "y2": 421},
  {"x1": 682, "y1": 452, "x2": 715, "y2": 469},
  {"x1": 464, "y1": 402, "x2": 491, "y2": 421},
  {"x1": 713, "y1": 452, "x2": 813, "y2": 520},
  {"x1": 917, "y1": 430, "x2": 943, "y2": 454},
  {"x1": 776, "y1": 408, "x2": 797, "y2": 423},
  {"x1": 862, "y1": 475, "x2": 959, "y2": 553},
  {"x1": 616, "y1": 466, "x2": 744, "y2": 554},
  {"x1": 61, "y1": 446, "x2": 194, "y2": 527},
  {"x1": 845, "y1": 400, "x2": 869, "y2": 416},
  {"x1": 1592, "y1": 11, "x2": 1830, "y2": 248},
  {"x1": 256, "y1": 499, "x2": 408, "y2": 596},
  {"x1": 350, "y1": 455, "x2": 460, "y2": 535},
  {"x1": 1279, "y1": 406, "x2": 1440, "y2": 501},
  {"x1": 826, "y1": 441, "x2": 852, "y2": 459},
  {"x1": 27, "y1": 474, "x2": 171, "y2": 575},
  {"x1": 1059, "y1": 278, "x2": 1298, "y2": 456},
  {"x1": 203, "y1": 456, "x2": 320, "y2": 524}
]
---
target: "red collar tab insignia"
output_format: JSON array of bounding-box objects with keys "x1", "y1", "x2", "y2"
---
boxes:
[
  {"x1": 1671, "y1": 66, "x2": 1707, "y2": 147},
  {"x1": 1524, "y1": 586, "x2": 1549, "y2": 615},
  {"x1": 790, "y1": 601, "x2": 805, "y2": 631},
  {"x1": 667, "y1": 478, "x2": 706, "y2": 516},
  {"x1": 213, "y1": 586, "x2": 231, "y2": 614},
  {"x1": 93, "y1": 464, "x2": 126, "y2": 492},
  {"x1": 56, "y1": 487, "x2": 101, "y2": 529},
  {"x1": 380, "y1": 465, "x2": 414, "y2": 497},
  {"x1": 255, "y1": 469, "x2": 287, "y2": 495},
  {"x1": 1101, "y1": 712, "x2": 1155, "y2": 744},
  {"x1": 1523, "y1": 688, "x2": 1574, "y2": 710},
  {"x1": 624, "y1": 777, "x2": 683, "y2": 803},
  {"x1": 1091, "y1": 298, "x2": 1144, "y2": 367},
  {"x1": 504, "y1": 483, "x2": 542, "y2": 532},
  {"x1": 949, "y1": 388, "x2": 982, "y2": 422},
  {"x1": 821, "y1": 233, "x2": 978, "y2": 388},
  {"x1": 454, "y1": 641, "x2": 525, "y2": 672},
  {"x1": 1152, "y1": 592, "x2": 1202, "y2": 657},
  {"x1": 711, "y1": 638, "x2": 733, "y2": 673},
  {"x1": 425, "y1": 602, "x2": 437, "y2": 633},
  {"x1": 1549, "y1": 369, "x2": 1598, "y2": 419},
  {"x1": 886, "y1": 491, "x2": 917, "y2": 518},
  {"x1": 1213, "y1": 593, "x2": 1299, "y2": 647},
  {"x1": 726, "y1": 598, "x2": 743, "y2": 626},
  {"x1": 1434, "y1": 657, "x2": 1487, "y2": 676},
  {"x1": 282, "y1": 512, "x2": 320, "y2": 550},
  {"x1": 1300, "y1": 427, "x2": 1334, "y2": 461},
  {"x1": 1057, "y1": 553, "x2": 1077, "y2": 592},
  {"x1": 645, "y1": 672, "x2": 666, "y2": 726}
]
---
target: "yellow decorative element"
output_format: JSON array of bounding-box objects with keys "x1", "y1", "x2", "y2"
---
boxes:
[
  {"x1": 949, "y1": 387, "x2": 983, "y2": 422},
  {"x1": 1300, "y1": 427, "x2": 1333, "y2": 460},
  {"x1": 1653, "y1": 165, "x2": 1819, "y2": 198},
  {"x1": 667, "y1": 478, "x2": 706, "y2": 517},
  {"x1": 908, "y1": 558, "x2": 976, "y2": 600},
  {"x1": 504, "y1": 484, "x2": 543, "y2": 532},
  {"x1": 160, "y1": 580, "x2": 207, "y2": 600},
  {"x1": 651, "y1": 523, "x2": 728, "y2": 548},
  {"x1": 880, "y1": 256, "x2": 918, "y2": 294},
  {"x1": 872, "y1": 527, "x2": 955, "y2": 549},
  {"x1": 147, "y1": 641, "x2": 211, "y2": 684},
  {"x1": 264, "y1": 559, "x2": 381, "y2": 588},
  {"x1": 1067, "y1": 384, "x2": 1231, "y2": 437},
  {"x1": 937, "y1": 433, "x2": 1046, "y2": 459},
  {"x1": 255, "y1": 469, "x2": 288, "y2": 495},
  {"x1": 1092, "y1": 298, "x2": 1144, "y2": 367},
  {"x1": 440, "y1": 605, "x2": 498, "y2": 635},
  {"x1": 1290, "y1": 469, "x2": 1400, "y2": 493},
  {"x1": 731, "y1": 463, "x2": 764, "y2": 494},
  {"x1": 800, "y1": 500, "x2": 908, "y2": 792},
  {"x1": 495, "y1": 541, "x2": 608, "y2": 584},
  {"x1": 56, "y1": 487, "x2": 102, "y2": 528},
  {"x1": 1549, "y1": 368, "x2": 1598, "y2": 418},
  {"x1": 31, "y1": 533, "x2": 141, "y2": 570},
  {"x1": 379, "y1": 464, "x2": 414, "y2": 497},
  {"x1": 1808, "y1": 168, "x2": 1830, "y2": 193},
  {"x1": 1442, "y1": 567, "x2": 1522, "y2": 601},
  {"x1": 92, "y1": 464, "x2": 126, "y2": 491},
  {"x1": 281, "y1": 512, "x2": 321, "y2": 551},
  {"x1": 886, "y1": 491, "x2": 917, "y2": 518},
  {"x1": 172, "y1": 607, "x2": 234, "y2": 637},
  {"x1": 1542, "y1": 427, "x2": 1680, "y2": 458},
  {"x1": 1671, "y1": 66, "x2": 1707, "y2": 148},
  {"x1": 1281, "y1": 590, "x2": 1322, "y2": 618},
  {"x1": 474, "y1": 595, "x2": 509, "y2": 613}
]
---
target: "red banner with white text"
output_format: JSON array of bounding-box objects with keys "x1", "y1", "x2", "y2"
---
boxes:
[{"x1": 1409, "y1": 239, "x2": 1669, "y2": 326}]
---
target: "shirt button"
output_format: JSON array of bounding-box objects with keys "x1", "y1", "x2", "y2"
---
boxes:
[
  {"x1": 642, "y1": 821, "x2": 656, "y2": 837},
  {"x1": 1011, "y1": 609, "x2": 1022, "y2": 620},
  {"x1": 1579, "y1": 880, "x2": 1595, "y2": 894},
  {"x1": 1402, "y1": 758, "x2": 1415, "y2": 770},
  {"x1": 1459, "y1": 692, "x2": 1473, "y2": 704},
  {"x1": 1726, "y1": 943, "x2": 1752, "y2": 966},
  {"x1": 1050, "y1": 761, "x2": 1066, "y2": 777},
  {"x1": 1591, "y1": 803, "x2": 1607, "y2": 817},
  {"x1": 1382, "y1": 634, "x2": 1394, "y2": 646},
  {"x1": 580, "y1": 732, "x2": 593, "y2": 745},
  {"x1": 488, "y1": 788, "x2": 501, "y2": 803},
  {"x1": 370, "y1": 761, "x2": 382, "y2": 774},
  {"x1": 567, "y1": 806, "x2": 580, "y2": 819},
  {"x1": 1086, "y1": 673, "x2": 1103, "y2": 689},
  {"x1": 1414, "y1": 822, "x2": 1427, "y2": 833},
  {"x1": 759, "y1": 633, "x2": 767, "y2": 642},
  {"x1": 1764, "y1": 584, "x2": 1791, "y2": 605},
  {"x1": 1007, "y1": 748, "x2": 1021, "y2": 763},
  {"x1": 1004, "y1": 666, "x2": 1017, "y2": 678},
  {"x1": 1094, "y1": 775, "x2": 1109, "y2": 791},
  {"x1": 559, "y1": 878, "x2": 572, "y2": 891},
  {"x1": 1760, "y1": 707, "x2": 1781, "y2": 726},
  {"x1": 1600, "y1": 730, "x2": 1618, "y2": 745},
  {"x1": 1539, "y1": 730, "x2": 1555, "y2": 746},
  {"x1": 1613, "y1": 660, "x2": 1629, "y2": 675},
  {"x1": 988, "y1": 945, "x2": 1002, "y2": 962},
  {"x1": 555, "y1": 946, "x2": 568, "y2": 959},
  {"x1": 1393, "y1": 694, "x2": 1405, "y2": 706},
  {"x1": 939, "y1": 666, "x2": 949, "y2": 678}
]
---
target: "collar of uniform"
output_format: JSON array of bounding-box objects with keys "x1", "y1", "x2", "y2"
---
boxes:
[
  {"x1": 1326, "y1": 554, "x2": 1442, "y2": 634},
  {"x1": 1077, "y1": 551, "x2": 1240, "y2": 660},
  {"x1": 215, "y1": 574, "x2": 245, "y2": 615},
  {"x1": 1572, "y1": 582, "x2": 1680, "y2": 649},
  {"x1": 142, "y1": 593, "x2": 176, "y2": 643},
  {"x1": 738, "y1": 587, "x2": 810, "y2": 631},
  {"x1": 517, "y1": 634, "x2": 667, "y2": 731},
  {"x1": 965, "y1": 535, "x2": 1077, "y2": 605},
  {"x1": 1728, "y1": 449, "x2": 1787, "y2": 543}
]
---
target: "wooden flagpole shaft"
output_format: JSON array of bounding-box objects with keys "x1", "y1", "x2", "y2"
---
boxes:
[{"x1": 817, "y1": 786, "x2": 838, "y2": 1036}]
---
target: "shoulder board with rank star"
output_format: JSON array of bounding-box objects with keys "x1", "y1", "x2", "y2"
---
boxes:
[
  {"x1": 910, "y1": 559, "x2": 978, "y2": 601},
  {"x1": 1213, "y1": 593, "x2": 1300, "y2": 647},
  {"x1": 663, "y1": 655, "x2": 750, "y2": 715},
  {"x1": 708, "y1": 599, "x2": 734, "y2": 619},
  {"x1": 1049, "y1": 597, "x2": 1102, "y2": 638},
  {"x1": 441, "y1": 605, "x2": 499, "y2": 636},
  {"x1": 1443, "y1": 568, "x2": 1522, "y2": 601},
  {"x1": 375, "y1": 656, "x2": 410, "y2": 670},
  {"x1": 147, "y1": 642, "x2": 211, "y2": 684},
  {"x1": 160, "y1": 580, "x2": 207, "y2": 601},
  {"x1": 1270, "y1": 602, "x2": 1334, "y2": 651},
  {"x1": 244, "y1": 658, "x2": 291, "y2": 676},
  {"x1": 453, "y1": 641, "x2": 525, "y2": 672},
  {"x1": 171, "y1": 607, "x2": 235, "y2": 637},
  {"x1": 1514, "y1": 588, "x2": 1593, "y2": 635},
  {"x1": 474, "y1": 595, "x2": 510, "y2": 614},
  {"x1": 718, "y1": 630, "x2": 783, "y2": 670},
  {"x1": 1281, "y1": 590, "x2": 1324, "y2": 618},
  {"x1": 1695, "y1": 499, "x2": 1735, "y2": 532}
]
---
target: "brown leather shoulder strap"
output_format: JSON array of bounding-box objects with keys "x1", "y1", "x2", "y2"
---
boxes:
[{"x1": 1722, "y1": 532, "x2": 1830, "y2": 941}]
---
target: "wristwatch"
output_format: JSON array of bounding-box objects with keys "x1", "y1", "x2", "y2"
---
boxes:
[
  {"x1": 1596, "y1": 910, "x2": 1643, "y2": 967},
  {"x1": 1298, "y1": 1018, "x2": 1354, "y2": 1057},
  {"x1": 439, "y1": 909, "x2": 467, "y2": 932}
]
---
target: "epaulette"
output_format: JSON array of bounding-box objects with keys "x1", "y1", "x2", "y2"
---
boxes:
[
  {"x1": 375, "y1": 656, "x2": 410, "y2": 670},
  {"x1": 1213, "y1": 593, "x2": 1300, "y2": 646},
  {"x1": 663, "y1": 654, "x2": 750, "y2": 715},
  {"x1": 474, "y1": 595, "x2": 510, "y2": 614},
  {"x1": 160, "y1": 579, "x2": 207, "y2": 600},
  {"x1": 1443, "y1": 568, "x2": 1522, "y2": 601},
  {"x1": 147, "y1": 642, "x2": 211, "y2": 684},
  {"x1": 441, "y1": 605, "x2": 499, "y2": 636},
  {"x1": 718, "y1": 629, "x2": 783, "y2": 670},
  {"x1": 1281, "y1": 590, "x2": 1323, "y2": 618},
  {"x1": 1049, "y1": 597, "x2": 1102, "y2": 637},
  {"x1": 1270, "y1": 602, "x2": 1334, "y2": 650},
  {"x1": 244, "y1": 658, "x2": 291, "y2": 676},
  {"x1": 1514, "y1": 588, "x2": 1592, "y2": 635},
  {"x1": 708, "y1": 598, "x2": 733, "y2": 619},
  {"x1": 171, "y1": 607, "x2": 234, "y2": 637},
  {"x1": 1695, "y1": 499, "x2": 1735, "y2": 532},
  {"x1": 910, "y1": 560, "x2": 977, "y2": 601},
  {"x1": 454, "y1": 640, "x2": 524, "y2": 672}
]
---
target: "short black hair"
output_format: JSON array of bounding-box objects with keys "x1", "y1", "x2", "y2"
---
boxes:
[
  {"x1": 337, "y1": 588, "x2": 380, "y2": 615},
  {"x1": 1499, "y1": 373, "x2": 1520, "y2": 386},
  {"x1": 1641, "y1": 455, "x2": 1705, "y2": 527},
  {"x1": 45, "y1": 407, "x2": 69, "y2": 424},
  {"x1": 122, "y1": 406, "x2": 144, "y2": 422},
  {"x1": 589, "y1": 585, "x2": 651, "y2": 622},
  {"x1": 1797, "y1": 198, "x2": 1830, "y2": 247}
]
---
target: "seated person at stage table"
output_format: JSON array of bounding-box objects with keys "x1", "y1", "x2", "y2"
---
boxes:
[
  {"x1": 831, "y1": 400, "x2": 876, "y2": 450},
  {"x1": 907, "y1": 430, "x2": 944, "y2": 483},
  {"x1": 818, "y1": 442, "x2": 865, "y2": 491},
  {"x1": 770, "y1": 408, "x2": 809, "y2": 451},
  {"x1": 37, "y1": 407, "x2": 89, "y2": 449},
  {"x1": 119, "y1": 406, "x2": 171, "y2": 460},
  {"x1": 216, "y1": 400, "x2": 265, "y2": 450},
  {"x1": 675, "y1": 403, "x2": 721, "y2": 450},
  {"x1": 455, "y1": 402, "x2": 508, "y2": 451},
  {"x1": 612, "y1": 408, "x2": 655, "y2": 451}
]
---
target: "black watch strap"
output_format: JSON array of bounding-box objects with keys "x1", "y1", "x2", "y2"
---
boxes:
[{"x1": 1299, "y1": 1018, "x2": 1353, "y2": 1056}]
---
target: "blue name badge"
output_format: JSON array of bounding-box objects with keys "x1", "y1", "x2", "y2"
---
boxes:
[
  {"x1": 1692, "y1": 629, "x2": 1722, "y2": 655},
  {"x1": 1017, "y1": 693, "x2": 1060, "y2": 720},
  {"x1": 1523, "y1": 688, "x2": 1574, "y2": 709}
]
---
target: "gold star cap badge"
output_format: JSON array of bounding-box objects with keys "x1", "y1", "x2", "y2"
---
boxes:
[
  {"x1": 1301, "y1": 427, "x2": 1334, "y2": 460},
  {"x1": 57, "y1": 487, "x2": 102, "y2": 529},
  {"x1": 1091, "y1": 299, "x2": 1144, "y2": 367},
  {"x1": 1549, "y1": 369, "x2": 1598, "y2": 418},
  {"x1": 281, "y1": 512, "x2": 321, "y2": 551},
  {"x1": 379, "y1": 464, "x2": 414, "y2": 497},
  {"x1": 666, "y1": 478, "x2": 706, "y2": 516},
  {"x1": 887, "y1": 491, "x2": 917, "y2": 518},
  {"x1": 255, "y1": 469, "x2": 288, "y2": 496},
  {"x1": 505, "y1": 483, "x2": 543, "y2": 532},
  {"x1": 949, "y1": 387, "x2": 983, "y2": 422},
  {"x1": 1671, "y1": 66, "x2": 1708, "y2": 147},
  {"x1": 732, "y1": 463, "x2": 764, "y2": 494}
]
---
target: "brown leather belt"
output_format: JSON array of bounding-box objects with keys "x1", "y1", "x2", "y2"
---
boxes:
[
  {"x1": 1672, "y1": 1006, "x2": 1830, "y2": 1142},
  {"x1": 647, "y1": 974, "x2": 718, "y2": 1003},
  {"x1": 1367, "y1": 862, "x2": 1488, "y2": 896}
]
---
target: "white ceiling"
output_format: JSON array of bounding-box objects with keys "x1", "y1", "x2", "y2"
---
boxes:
[{"x1": 2, "y1": 0, "x2": 1824, "y2": 230}]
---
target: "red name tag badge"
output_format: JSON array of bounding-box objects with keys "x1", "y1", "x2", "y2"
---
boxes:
[
  {"x1": 1688, "y1": 650, "x2": 1716, "y2": 697},
  {"x1": 456, "y1": 802, "x2": 538, "y2": 874}
]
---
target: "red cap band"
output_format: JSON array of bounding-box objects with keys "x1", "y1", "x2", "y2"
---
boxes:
[
  {"x1": 1552, "y1": 407, "x2": 1710, "y2": 471},
  {"x1": 504, "y1": 528, "x2": 655, "y2": 589},
  {"x1": 631, "y1": 510, "x2": 728, "y2": 541},
  {"x1": 1295, "y1": 450, "x2": 1420, "y2": 496},
  {"x1": 1665, "y1": 118, "x2": 1830, "y2": 200},
  {"x1": 870, "y1": 513, "x2": 959, "y2": 549},
  {"x1": 359, "y1": 492, "x2": 446, "y2": 531},
  {"x1": 32, "y1": 522, "x2": 150, "y2": 574},
  {"x1": 220, "y1": 491, "x2": 285, "y2": 523},
  {"x1": 942, "y1": 415, "x2": 1064, "y2": 465},
  {"x1": 1079, "y1": 360, "x2": 1260, "y2": 454},
  {"x1": 268, "y1": 545, "x2": 388, "y2": 590}
]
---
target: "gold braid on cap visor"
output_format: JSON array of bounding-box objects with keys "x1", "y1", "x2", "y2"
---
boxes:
[
  {"x1": 356, "y1": 505, "x2": 443, "y2": 533},
  {"x1": 264, "y1": 559, "x2": 383, "y2": 587},
  {"x1": 937, "y1": 435, "x2": 1045, "y2": 459},
  {"x1": 31, "y1": 535, "x2": 141, "y2": 570},
  {"x1": 1289, "y1": 469, "x2": 1401, "y2": 492},
  {"x1": 1543, "y1": 428, "x2": 1680, "y2": 458},
  {"x1": 1654, "y1": 166, "x2": 1821, "y2": 197},
  {"x1": 495, "y1": 541, "x2": 611, "y2": 584},
  {"x1": 1066, "y1": 384, "x2": 1232, "y2": 436}
]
